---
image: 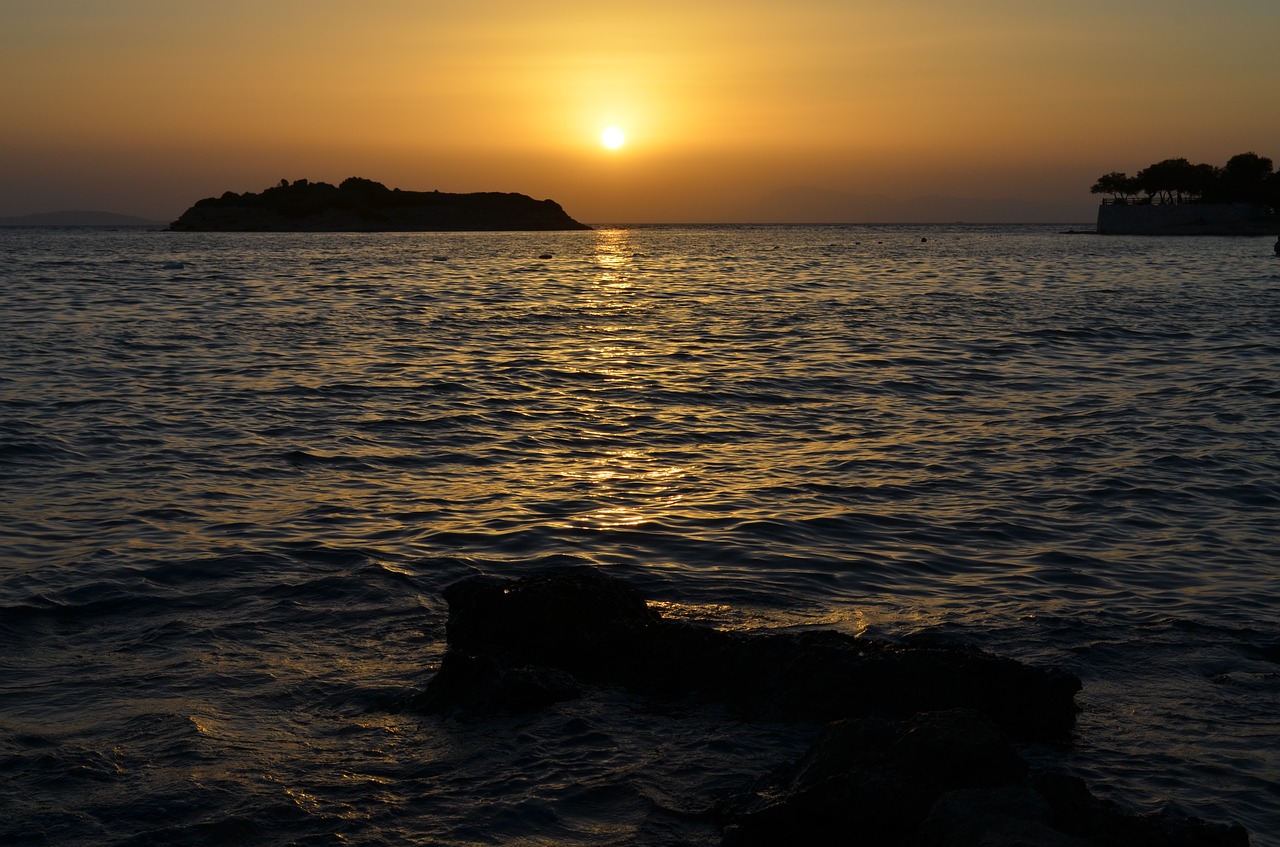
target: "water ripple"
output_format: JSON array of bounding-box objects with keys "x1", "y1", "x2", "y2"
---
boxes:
[{"x1": 2, "y1": 225, "x2": 1278, "y2": 845}]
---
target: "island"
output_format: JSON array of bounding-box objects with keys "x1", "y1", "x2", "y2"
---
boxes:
[
  {"x1": 168, "y1": 177, "x2": 591, "y2": 232},
  {"x1": 1091, "y1": 151, "x2": 1277, "y2": 235}
]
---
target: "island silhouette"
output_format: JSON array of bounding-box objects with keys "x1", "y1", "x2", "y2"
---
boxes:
[{"x1": 168, "y1": 177, "x2": 591, "y2": 231}]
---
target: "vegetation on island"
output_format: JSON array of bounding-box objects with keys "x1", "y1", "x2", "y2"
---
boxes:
[
  {"x1": 1091, "y1": 152, "x2": 1276, "y2": 207},
  {"x1": 169, "y1": 177, "x2": 591, "y2": 231}
]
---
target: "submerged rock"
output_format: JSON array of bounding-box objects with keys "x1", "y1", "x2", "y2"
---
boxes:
[
  {"x1": 721, "y1": 709, "x2": 1026, "y2": 845},
  {"x1": 722, "y1": 710, "x2": 1248, "y2": 847}
]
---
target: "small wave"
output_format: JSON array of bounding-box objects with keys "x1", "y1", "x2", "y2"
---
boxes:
[{"x1": 0, "y1": 438, "x2": 86, "y2": 466}]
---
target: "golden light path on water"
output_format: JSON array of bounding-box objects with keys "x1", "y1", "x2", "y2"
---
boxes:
[
  {"x1": 545, "y1": 229, "x2": 909, "y2": 637},
  {"x1": 565, "y1": 229, "x2": 688, "y2": 533}
]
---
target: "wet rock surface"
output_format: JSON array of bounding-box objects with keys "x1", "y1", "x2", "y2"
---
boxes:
[
  {"x1": 722, "y1": 710, "x2": 1248, "y2": 847},
  {"x1": 412, "y1": 566, "x2": 1250, "y2": 846},
  {"x1": 414, "y1": 566, "x2": 1080, "y2": 739}
]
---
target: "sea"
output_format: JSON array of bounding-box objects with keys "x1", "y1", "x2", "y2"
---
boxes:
[{"x1": 1, "y1": 223, "x2": 1277, "y2": 846}]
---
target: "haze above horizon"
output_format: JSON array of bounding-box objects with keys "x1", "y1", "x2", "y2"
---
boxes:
[{"x1": 3, "y1": 0, "x2": 1277, "y2": 223}]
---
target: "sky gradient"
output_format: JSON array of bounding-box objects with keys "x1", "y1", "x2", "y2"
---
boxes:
[{"x1": 3, "y1": 0, "x2": 1277, "y2": 223}]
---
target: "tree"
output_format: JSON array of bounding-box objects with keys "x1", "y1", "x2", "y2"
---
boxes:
[
  {"x1": 339, "y1": 177, "x2": 389, "y2": 193},
  {"x1": 1090, "y1": 172, "x2": 1135, "y2": 202},
  {"x1": 1185, "y1": 163, "x2": 1219, "y2": 201},
  {"x1": 1136, "y1": 158, "x2": 1198, "y2": 204},
  {"x1": 1219, "y1": 152, "x2": 1274, "y2": 204},
  {"x1": 1093, "y1": 151, "x2": 1276, "y2": 207}
]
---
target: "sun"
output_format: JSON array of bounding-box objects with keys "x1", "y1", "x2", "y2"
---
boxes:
[{"x1": 601, "y1": 126, "x2": 625, "y2": 149}]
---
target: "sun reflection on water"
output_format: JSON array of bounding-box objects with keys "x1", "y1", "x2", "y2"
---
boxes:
[
  {"x1": 558, "y1": 448, "x2": 690, "y2": 530},
  {"x1": 551, "y1": 232, "x2": 698, "y2": 532},
  {"x1": 592, "y1": 227, "x2": 634, "y2": 292}
]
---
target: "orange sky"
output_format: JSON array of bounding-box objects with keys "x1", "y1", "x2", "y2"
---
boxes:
[{"x1": 2, "y1": 0, "x2": 1277, "y2": 222}]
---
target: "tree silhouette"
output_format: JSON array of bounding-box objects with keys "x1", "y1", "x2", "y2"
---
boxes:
[
  {"x1": 1218, "y1": 152, "x2": 1274, "y2": 204},
  {"x1": 1136, "y1": 158, "x2": 1197, "y2": 204},
  {"x1": 1093, "y1": 152, "x2": 1274, "y2": 206},
  {"x1": 1090, "y1": 172, "x2": 1136, "y2": 202}
]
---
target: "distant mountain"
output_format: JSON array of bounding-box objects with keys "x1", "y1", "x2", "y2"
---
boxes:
[
  {"x1": 0, "y1": 210, "x2": 166, "y2": 227},
  {"x1": 169, "y1": 177, "x2": 592, "y2": 232},
  {"x1": 749, "y1": 186, "x2": 1094, "y2": 224}
]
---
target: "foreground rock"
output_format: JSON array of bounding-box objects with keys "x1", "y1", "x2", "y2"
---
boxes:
[
  {"x1": 722, "y1": 709, "x2": 1248, "y2": 847},
  {"x1": 168, "y1": 176, "x2": 591, "y2": 231},
  {"x1": 412, "y1": 566, "x2": 1080, "y2": 740},
  {"x1": 411, "y1": 566, "x2": 1249, "y2": 846}
]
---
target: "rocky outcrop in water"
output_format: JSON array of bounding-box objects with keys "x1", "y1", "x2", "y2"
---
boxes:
[
  {"x1": 722, "y1": 709, "x2": 1248, "y2": 847},
  {"x1": 412, "y1": 567, "x2": 1249, "y2": 846},
  {"x1": 411, "y1": 566, "x2": 1080, "y2": 740},
  {"x1": 168, "y1": 177, "x2": 591, "y2": 231}
]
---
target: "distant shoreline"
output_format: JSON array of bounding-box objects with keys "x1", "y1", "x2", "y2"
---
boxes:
[
  {"x1": 21, "y1": 218, "x2": 1278, "y2": 232},
  {"x1": 0, "y1": 211, "x2": 165, "y2": 227}
]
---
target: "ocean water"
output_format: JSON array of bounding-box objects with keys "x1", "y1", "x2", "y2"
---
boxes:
[{"x1": 1, "y1": 223, "x2": 1277, "y2": 846}]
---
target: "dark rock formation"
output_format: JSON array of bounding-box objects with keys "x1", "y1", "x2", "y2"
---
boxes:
[
  {"x1": 168, "y1": 177, "x2": 591, "y2": 232},
  {"x1": 722, "y1": 710, "x2": 1248, "y2": 847},
  {"x1": 411, "y1": 566, "x2": 1250, "y2": 846},
  {"x1": 412, "y1": 567, "x2": 1080, "y2": 740}
]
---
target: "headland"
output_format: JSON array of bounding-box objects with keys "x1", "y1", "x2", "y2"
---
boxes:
[{"x1": 168, "y1": 177, "x2": 591, "y2": 232}]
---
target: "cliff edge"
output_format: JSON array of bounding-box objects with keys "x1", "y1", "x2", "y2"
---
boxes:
[{"x1": 169, "y1": 177, "x2": 591, "y2": 232}]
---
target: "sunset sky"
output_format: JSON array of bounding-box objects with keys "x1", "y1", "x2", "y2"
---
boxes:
[{"x1": 3, "y1": 0, "x2": 1277, "y2": 223}]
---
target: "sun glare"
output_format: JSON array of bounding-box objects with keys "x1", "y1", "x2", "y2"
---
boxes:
[{"x1": 601, "y1": 126, "x2": 625, "y2": 149}]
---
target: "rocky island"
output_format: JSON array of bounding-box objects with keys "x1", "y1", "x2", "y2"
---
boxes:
[{"x1": 168, "y1": 177, "x2": 591, "y2": 232}]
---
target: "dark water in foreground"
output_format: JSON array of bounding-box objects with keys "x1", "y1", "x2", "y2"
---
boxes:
[{"x1": 2, "y1": 224, "x2": 1278, "y2": 845}]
